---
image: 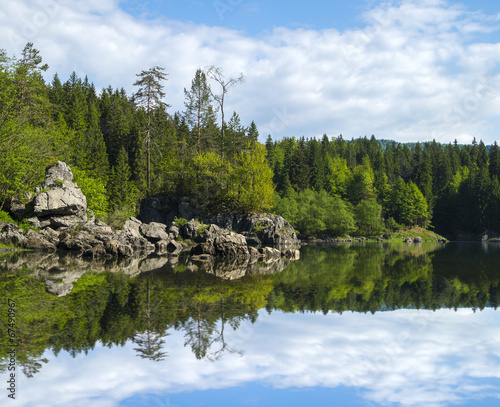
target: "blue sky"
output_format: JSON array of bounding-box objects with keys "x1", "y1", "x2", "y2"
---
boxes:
[
  {"x1": 120, "y1": 0, "x2": 369, "y2": 34},
  {"x1": 2, "y1": 0, "x2": 500, "y2": 144}
]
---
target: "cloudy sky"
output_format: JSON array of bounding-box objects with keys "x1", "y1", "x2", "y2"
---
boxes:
[
  {"x1": 11, "y1": 309, "x2": 500, "y2": 407},
  {"x1": 2, "y1": 0, "x2": 500, "y2": 144}
]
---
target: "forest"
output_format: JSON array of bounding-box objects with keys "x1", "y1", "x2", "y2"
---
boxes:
[{"x1": 1, "y1": 43, "x2": 500, "y2": 238}]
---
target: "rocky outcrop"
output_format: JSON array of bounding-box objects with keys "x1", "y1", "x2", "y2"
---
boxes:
[
  {"x1": 1, "y1": 165, "x2": 300, "y2": 265},
  {"x1": 30, "y1": 161, "x2": 87, "y2": 229},
  {"x1": 139, "y1": 197, "x2": 300, "y2": 248},
  {"x1": 204, "y1": 212, "x2": 299, "y2": 248},
  {"x1": 0, "y1": 222, "x2": 57, "y2": 251}
]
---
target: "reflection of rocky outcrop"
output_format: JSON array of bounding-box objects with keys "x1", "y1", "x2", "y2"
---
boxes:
[
  {"x1": 186, "y1": 256, "x2": 294, "y2": 280},
  {"x1": 0, "y1": 251, "x2": 178, "y2": 296}
]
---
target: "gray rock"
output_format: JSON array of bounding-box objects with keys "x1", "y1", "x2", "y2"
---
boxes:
[
  {"x1": 23, "y1": 229, "x2": 57, "y2": 251},
  {"x1": 37, "y1": 161, "x2": 77, "y2": 190},
  {"x1": 180, "y1": 219, "x2": 202, "y2": 240},
  {"x1": 140, "y1": 222, "x2": 169, "y2": 242},
  {"x1": 33, "y1": 186, "x2": 87, "y2": 217},
  {"x1": 122, "y1": 217, "x2": 142, "y2": 236},
  {"x1": 213, "y1": 232, "x2": 249, "y2": 257},
  {"x1": 259, "y1": 246, "x2": 282, "y2": 257},
  {"x1": 195, "y1": 223, "x2": 221, "y2": 243},
  {"x1": 167, "y1": 223, "x2": 180, "y2": 239},
  {"x1": 178, "y1": 197, "x2": 200, "y2": 220},
  {"x1": 81, "y1": 219, "x2": 114, "y2": 236},
  {"x1": 413, "y1": 236, "x2": 423, "y2": 243},
  {"x1": 39, "y1": 227, "x2": 60, "y2": 245},
  {"x1": 205, "y1": 212, "x2": 299, "y2": 248}
]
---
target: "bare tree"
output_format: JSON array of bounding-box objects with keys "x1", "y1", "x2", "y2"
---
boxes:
[{"x1": 205, "y1": 66, "x2": 245, "y2": 159}]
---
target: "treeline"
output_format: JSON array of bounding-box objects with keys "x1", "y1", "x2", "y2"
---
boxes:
[
  {"x1": 268, "y1": 135, "x2": 500, "y2": 237},
  {"x1": 2, "y1": 43, "x2": 500, "y2": 237},
  {"x1": 0, "y1": 44, "x2": 273, "y2": 224}
]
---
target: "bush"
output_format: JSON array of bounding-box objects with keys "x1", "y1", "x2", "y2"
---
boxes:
[
  {"x1": 174, "y1": 217, "x2": 188, "y2": 227},
  {"x1": 107, "y1": 208, "x2": 135, "y2": 229},
  {"x1": 0, "y1": 210, "x2": 14, "y2": 223}
]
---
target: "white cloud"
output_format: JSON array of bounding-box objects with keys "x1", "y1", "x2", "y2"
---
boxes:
[
  {"x1": 11, "y1": 308, "x2": 500, "y2": 407},
  {"x1": 1, "y1": 0, "x2": 500, "y2": 143}
]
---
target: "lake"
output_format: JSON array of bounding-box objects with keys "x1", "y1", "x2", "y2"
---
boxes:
[{"x1": 1, "y1": 242, "x2": 500, "y2": 407}]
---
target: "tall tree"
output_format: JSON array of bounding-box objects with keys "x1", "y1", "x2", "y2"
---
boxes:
[
  {"x1": 184, "y1": 69, "x2": 213, "y2": 153},
  {"x1": 133, "y1": 66, "x2": 169, "y2": 194},
  {"x1": 205, "y1": 66, "x2": 245, "y2": 159}
]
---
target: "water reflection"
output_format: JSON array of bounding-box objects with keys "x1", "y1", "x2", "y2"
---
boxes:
[{"x1": 1, "y1": 243, "x2": 500, "y2": 406}]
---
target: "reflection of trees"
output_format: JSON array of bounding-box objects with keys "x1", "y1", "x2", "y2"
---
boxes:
[
  {"x1": 182, "y1": 277, "x2": 248, "y2": 361},
  {"x1": 133, "y1": 331, "x2": 167, "y2": 361},
  {"x1": 206, "y1": 297, "x2": 245, "y2": 362},
  {"x1": 133, "y1": 277, "x2": 169, "y2": 362},
  {"x1": 20, "y1": 356, "x2": 49, "y2": 378},
  {"x1": 3, "y1": 243, "x2": 500, "y2": 370}
]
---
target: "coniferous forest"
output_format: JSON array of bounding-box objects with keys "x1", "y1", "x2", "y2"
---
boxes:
[{"x1": 1, "y1": 43, "x2": 500, "y2": 239}]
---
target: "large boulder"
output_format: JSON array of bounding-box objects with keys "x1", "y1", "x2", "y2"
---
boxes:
[
  {"x1": 117, "y1": 217, "x2": 155, "y2": 253},
  {"x1": 180, "y1": 219, "x2": 203, "y2": 240},
  {"x1": 32, "y1": 161, "x2": 87, "y2": 228},
  {"x1": 140, "y1": 222, "x2": 169, "y2": 242},
  {"x1": 213, "y1": 232, "x2": 249, "y2": 257}
]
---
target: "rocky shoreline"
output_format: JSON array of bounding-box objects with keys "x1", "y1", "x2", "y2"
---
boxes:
[{"x1": 0, "y1": 161, "x2": 300, "y2": 263}]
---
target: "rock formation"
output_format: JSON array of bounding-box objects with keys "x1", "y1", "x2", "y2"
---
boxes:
[{"x1": 1, "y1": 162, "x2": 301, "y2": 265}]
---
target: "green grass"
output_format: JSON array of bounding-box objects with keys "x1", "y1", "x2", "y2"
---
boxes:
[{"x1": 383, "y1": 226, "x2": 447, "y2": 242}]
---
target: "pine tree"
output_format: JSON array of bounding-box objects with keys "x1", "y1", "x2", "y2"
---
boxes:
[
  {"x1": 133, "y1": 66, "x2": 169, "y2": 194},
  {"x1": 489, "y1": 142, "x2": 500, "y2": 179},
  {"x1": 108, "y1": 146, "x2": 139, "y2": 212},
  {"x1": 184, "y1": 69, "x2": 212, "y2": 153}
]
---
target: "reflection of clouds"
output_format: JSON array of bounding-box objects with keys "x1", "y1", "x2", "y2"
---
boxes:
[{"x1": 14, "y1": 309, "x2": 500, "y2": 407}]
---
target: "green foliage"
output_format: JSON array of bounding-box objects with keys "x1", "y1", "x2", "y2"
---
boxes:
[
  {"x1": 3, "y1": 44, "x2": 500, "y2": 237},
  {"x1": 274, "y1": 189, "x2": 356, "y2": 236},
  {"x1": 108, "y1": 146, "x2": 139, "y2": 213},
  {"x1": 174, "y1": 217, "x2": 188, "y2": 227},
  {"x1": 0, "y1": 210, "x2": 14, "y2": 223},
  {"x1": 355, "y1": 198, "x2": 383, "y2": 235},
  {"x1": 106, "y1": 208, "x2": 135, "y2": 229},
  {"x1": 72, "y1": 166, "x2": 109, "y2": 219},
  {"x1": 177, "y1": 143, "x2": 274, "y2": 213},
  {"x1": 228, "y1": 142, "x2": 275, "y2": 212},
  {"x1": 0, "y1": 210, "x2": 38, "y2": 231},
  {"x1": 54, "y1": 179, "x2": 64, "y2": 187}
]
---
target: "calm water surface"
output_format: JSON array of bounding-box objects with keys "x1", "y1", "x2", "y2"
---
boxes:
[{"x1": 1, "y1": 242, "x2": 500, "y2": 407}]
